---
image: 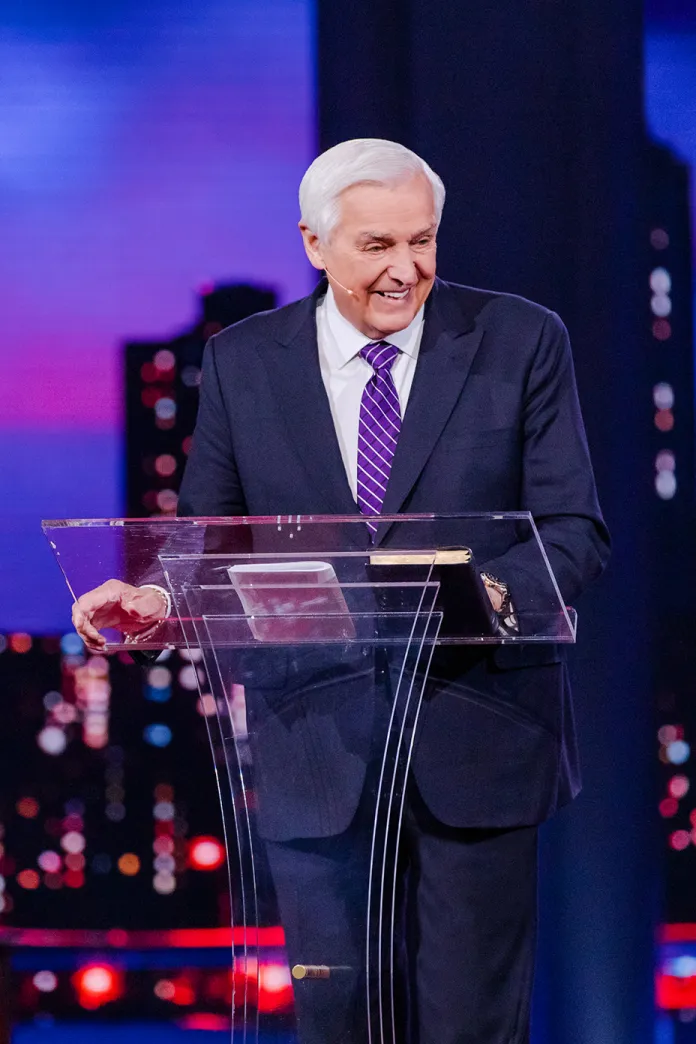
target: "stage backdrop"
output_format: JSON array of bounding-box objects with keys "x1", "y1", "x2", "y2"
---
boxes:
[
  {"x1": 0, "y1": 0, "x2": 315, "y2": 632},
  {"x1": 646, "y1": 2, "x2": 696, "y2": 316}
]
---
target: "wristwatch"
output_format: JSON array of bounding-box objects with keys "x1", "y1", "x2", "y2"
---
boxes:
[
  {"x1": 480, "y1": 572, "x2": 510, "y2": 613},
  {"x1": 480, "y1": 572, "x2": 518, "y2": 633}
]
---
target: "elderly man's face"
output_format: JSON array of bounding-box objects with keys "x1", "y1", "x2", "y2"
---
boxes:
[{"x1": 300, "y1": 174, "x2": 438, "y2": 339}]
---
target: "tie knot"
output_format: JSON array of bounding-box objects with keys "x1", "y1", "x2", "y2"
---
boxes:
[{"x1": 360, "y1": 340, "x2": 400, "y2": 372}]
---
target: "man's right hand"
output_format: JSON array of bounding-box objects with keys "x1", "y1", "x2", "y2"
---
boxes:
[{"x1": 72, "y1": 581, "x2": 168, "y2": 653}]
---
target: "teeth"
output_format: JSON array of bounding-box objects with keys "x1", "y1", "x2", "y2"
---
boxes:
[{"x1": 380, "y1": 290, "x2": 409, "y2": 299}]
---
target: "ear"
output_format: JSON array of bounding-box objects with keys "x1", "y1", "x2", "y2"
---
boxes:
[{"x1": 298, "y1": 222, "x2": 326, "y2": 271}]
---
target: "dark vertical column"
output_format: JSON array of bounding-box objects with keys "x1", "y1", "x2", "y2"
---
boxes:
[
  {"x1": 317, "y1": 0, "x2": 412, "y2": 150},
  {"x1": 318, "y1": 3, "x2": 655, "y2": 1043}
]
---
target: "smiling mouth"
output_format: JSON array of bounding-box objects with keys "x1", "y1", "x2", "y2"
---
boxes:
[{"x1": 373, "y1": 288, "x2": 412, "y2": 300}]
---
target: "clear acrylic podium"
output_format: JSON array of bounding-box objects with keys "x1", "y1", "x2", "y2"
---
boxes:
[{"x1": 43, "y1": 512, "x2": 575, "y2": 1044}]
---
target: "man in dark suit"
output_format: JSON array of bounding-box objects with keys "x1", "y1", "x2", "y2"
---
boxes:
[{"x1": 74, "y1": 138, "x2": 609, "y2": 1044}]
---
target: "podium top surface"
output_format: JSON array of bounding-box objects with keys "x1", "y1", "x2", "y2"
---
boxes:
[{"x1": 43, "y1": 513, "x2": 575, "y2": 648}]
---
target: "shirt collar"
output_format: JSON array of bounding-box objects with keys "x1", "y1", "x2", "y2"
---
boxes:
[{"x1": 323, "y1": 285, "x2": 425, "y2": 368}]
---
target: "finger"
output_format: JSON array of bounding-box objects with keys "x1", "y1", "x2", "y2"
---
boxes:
[
  {"x1": 83, "y1": 638, "x2": 106, "y2": 653},
  {"x1": 79, "y1": 624, "x2": 105, "y2": 649},
  {"x1": 73, "y1": 607, "x2": 105, "y2": 647}
]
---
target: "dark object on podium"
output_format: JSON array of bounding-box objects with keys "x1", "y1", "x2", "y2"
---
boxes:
[{"x1": 369, "y1": 547, "x2": 498, "y2": 640}]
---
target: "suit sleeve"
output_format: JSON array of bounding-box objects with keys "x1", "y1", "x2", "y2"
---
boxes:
[
  {"x1": 177, "y1": 335, "x2": 247, "y2": 518},
  {"x1": 484, "y1": 310, "x2": 610, "y2": 616}
]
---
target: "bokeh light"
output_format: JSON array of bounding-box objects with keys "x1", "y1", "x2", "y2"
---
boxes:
[
  {"x1": 653, "y1": 382, "x2": 675, "y2": 410},
  {"x1": 154, "y1": 349, "x2": 176, "y2": 373},
  {"x1": 64, "y1": 870, "x2": 86, "y2": 889},
  {"x1": 60, "y1": 633, "x2": 84, "y2": 656},
  {"x1": 33, "y1": 971, "x2": 58, "y2": 993},
  {"x1": 16, "y1": 797, "x2": 39, "y2": 819},
  {"x1": 61, "y1": 831, "x2": 86, "y2": 854},
  {"x1": 37, "y1": 726, "x2": 67, "y2": 756},
  {"x1": 670, "y1": 830, "x2": 691, "y2": 852},
  {"x1": 17, "y1": 870, "x2": 40, "y2": 890},
  {"x1": 188, "y1": 836, "x2": 225, "y2": 871},
  {"x1": 153, "y1": 872, "x2": 177, "y2": 895},
  {"x1": 650, "y1": 267, "x2": 672, "y2": 293},
  {"x1": 197, "y1": 694, "x2": 217, "y2": 717},
  {"x1": 144, "y1": 724, "x2": 173, "y2": 748},
  {"x1": 10, "y1": 633, "x2": 32, "y2": 654},
  {"x1": 669, "y1": 776, "x2": 689, "y2": 799},
  {"x1": 667, "y1": 740, "x2": 691, "y2": 765},
  {"x1": 117, "y1": 853, "x2": 141, "y2": 876},
  {"x1": 73, "y1": 964, "x2": 123, "y2": 1009},
  {"x1": 154, "y1": 978, "x2": 176, "y2": 1001},
  {"x1": 38, "y1": 851, "x2": 62, "y2": 873}
]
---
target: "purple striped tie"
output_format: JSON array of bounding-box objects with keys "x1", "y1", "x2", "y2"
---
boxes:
[{"x1": 357, "y1": 340, "x2": 401, "y2": 533}]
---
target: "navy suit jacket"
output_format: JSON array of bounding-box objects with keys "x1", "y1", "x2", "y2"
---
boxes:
[{"x1": 177, "y1": 277, "x2": 610, "y2": 838}]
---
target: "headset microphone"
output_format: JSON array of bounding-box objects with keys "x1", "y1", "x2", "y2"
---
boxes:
[{"x1": 324, "y1": 269, "x2": 357, "y2": 298}]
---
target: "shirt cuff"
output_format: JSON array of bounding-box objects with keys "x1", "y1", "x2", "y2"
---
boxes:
[{"x1": 139, "y1": 584, "x2": 172, "y2": 619}]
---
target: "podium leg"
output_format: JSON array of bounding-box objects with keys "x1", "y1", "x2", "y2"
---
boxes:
[{"x1": 179, "y1": 590, "x2": 441, "y2": 1044}]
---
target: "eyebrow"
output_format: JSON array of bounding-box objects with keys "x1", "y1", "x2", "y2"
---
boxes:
[{"x1": 356, "y1": 225, "x2": 437, "y2": 244}]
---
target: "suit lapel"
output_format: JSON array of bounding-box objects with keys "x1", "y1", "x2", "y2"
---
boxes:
[
  {"x1": 260, "y1": 278, "x2": 484, "y2": 538},
  {"x1": 261, "y1": 282, "x2": 360, "y2": 517},
  {"x1": 376, "y1": 280, "x2": 484, "y2": 542}
]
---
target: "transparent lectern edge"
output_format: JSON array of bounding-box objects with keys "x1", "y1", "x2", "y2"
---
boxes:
[
  {"x1": 163, "y1": 582, "x2": 444, "y2": 593},
  {"x1": 191, "y1": 610, "x2": 575, "y2": 627},
  {"x1": 100, "y1": 633, "x2": 576, "y2": 651},
  {"x1": 41, "y1": 510, "x2": 535, "y2": 528},
  {"x1": 524, "y1": 516, "x2": 576, "y2": 638}
]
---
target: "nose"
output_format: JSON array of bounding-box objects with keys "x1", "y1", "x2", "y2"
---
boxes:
[{"x1": 386, "y1": 244, "x2": 418, "y2": 286}]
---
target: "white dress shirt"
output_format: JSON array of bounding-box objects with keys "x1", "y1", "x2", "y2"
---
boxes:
[{"x1": 316, "y1": 287, "x2": 425, "y2": 500}]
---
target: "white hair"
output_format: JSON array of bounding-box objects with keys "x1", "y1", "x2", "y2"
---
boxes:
[{"x1": 299, "y1": 138, "x2": 445, "y2": 242}]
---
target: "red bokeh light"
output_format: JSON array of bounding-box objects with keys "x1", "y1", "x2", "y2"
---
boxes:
[
  {"x1": 179, "y1": 1014, "x2": 231, "y2": 1031},
  {"x1": 188, "y1": 836, "x2": 225, "y2": 872},
  {"x1": 258, "y1": 962, "x2": 294, "y2": 1013},
  {"x1": 231, "y1": 958, "x2": 293, "y2": 1015},
  {"x1": 657, "y1": 971, "x2": 696, "y2": 1010},
  {"x1": 64, "y1": 870, "x2": 85, "y2": 889},
  {"x1": 106, "y1": 928, "x2": 129, "y2": 947},
  {"x1": 166, "y1": 975, "x2": 195, "y2": 1006},
  {"x1": 669, "y1": 776, "x2": 689, "y2": 799},
  {"x1": 655, "y1": 409, "x2": 675, "y2": 433},
  {"x1": 16, "y1": 797, "x2": 39, "y2": 819},
  {"x1": 141, "y1": 387, "x2": 163, "y2": 409},
  {"x1": 155, "y1": 454, "x2": 177, "y2": 477},
  {"x1": 652, "y1": 319, "x2": 672, "y2": 341},
  {"x1": 17, "y1": 870, "x2": 40, "y2": 890},
  {"x1": 141, "y1": 363, "x2": 158, "y2": 383},
  {"x1": 670, "y1": 830, "x2": 691, "y2": 851},
  {"x1": 72, "y1": 964, "x2": 123, "y2": 1009},
  {"x1": 9, "y1": 634, "x2": 32, "y2": 654}
]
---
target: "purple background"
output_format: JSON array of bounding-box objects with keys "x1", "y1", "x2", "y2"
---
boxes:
[{"x1": 0, "y1": 0, "x2": 314, "y2": 631}]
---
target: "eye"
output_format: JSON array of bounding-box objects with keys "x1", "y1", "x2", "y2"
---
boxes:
[{"x1": 365, "y1": 244, "x2": 385, "y2": 253}]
